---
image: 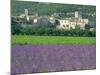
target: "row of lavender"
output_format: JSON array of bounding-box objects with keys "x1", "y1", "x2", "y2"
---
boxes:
[{"x1": 11, "y1": 45, "x2": 96, "y2": 74}]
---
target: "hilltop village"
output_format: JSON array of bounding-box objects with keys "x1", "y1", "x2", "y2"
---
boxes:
[{"x1": 12, "y1": 9, "x2": 95, "y2": 30}]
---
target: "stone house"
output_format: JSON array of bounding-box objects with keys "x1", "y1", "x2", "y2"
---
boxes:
[
  {"x1": 56, "y1": 11, "x2": 89, "y2": 30},
  {"x1": 56, "y1": 18, "x2": 88, "y2": 30}
]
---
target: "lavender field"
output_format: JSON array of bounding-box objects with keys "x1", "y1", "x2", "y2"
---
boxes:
[{"x1": 11, "y1": 45, "x2": 96, "y2": 74}]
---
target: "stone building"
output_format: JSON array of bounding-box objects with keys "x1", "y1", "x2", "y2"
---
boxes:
[
  {"x1": 12, "y1": 10, "x2": 89, "y2": 30},
  {"x1": 56, "y1": 11, "x2": 89, "y2": 30},
  {"x1": 31, "y1": 16, "x2": 54, "y2": 27}
]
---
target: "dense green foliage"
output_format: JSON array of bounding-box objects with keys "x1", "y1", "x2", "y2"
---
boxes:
[
  {"x1": 11, "y1": 0, "x2": 96, "y2": 15},
  {"x1": 12, "y1": 24, "x2": 96, "y2": 37},
  {"x1": 11, "y1": 35, "x2": 96, "y2": 45}
]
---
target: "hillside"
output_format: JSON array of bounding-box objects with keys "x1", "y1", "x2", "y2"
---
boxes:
[{"x1": 11, "y1": 0, "x2": 96, "y2": 22}]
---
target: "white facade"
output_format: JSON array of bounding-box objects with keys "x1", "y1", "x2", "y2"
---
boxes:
[
  {"x1": 57, "y1": 19, "x2": 71, "y2": 29},
  {"x1": 33, "y1": 19, "x2": 38, "y2": 23},
  {"x1": 56, "y1": 18, "x2": 88, "y2": 30}
]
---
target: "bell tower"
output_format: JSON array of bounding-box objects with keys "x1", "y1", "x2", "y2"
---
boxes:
[{"x1": 24, "y1": 9, "x2": 28, "y2": 16}]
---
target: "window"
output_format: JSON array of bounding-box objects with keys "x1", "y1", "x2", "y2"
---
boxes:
[
  {"x1": 63, "y1": 25, "x2": 65, "y2": 27},
  {"x1": 66, "y1": 25, "x2": 69, "y2": 27}
]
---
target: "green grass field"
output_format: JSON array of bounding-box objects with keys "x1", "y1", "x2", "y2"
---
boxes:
[{"x1": 11, "y1": 35, "x2": 96, "y2": 45}]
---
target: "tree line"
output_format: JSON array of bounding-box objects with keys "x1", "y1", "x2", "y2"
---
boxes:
[{"x1": 11, "y1": 24, "x2": 96, "y2": 37}]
